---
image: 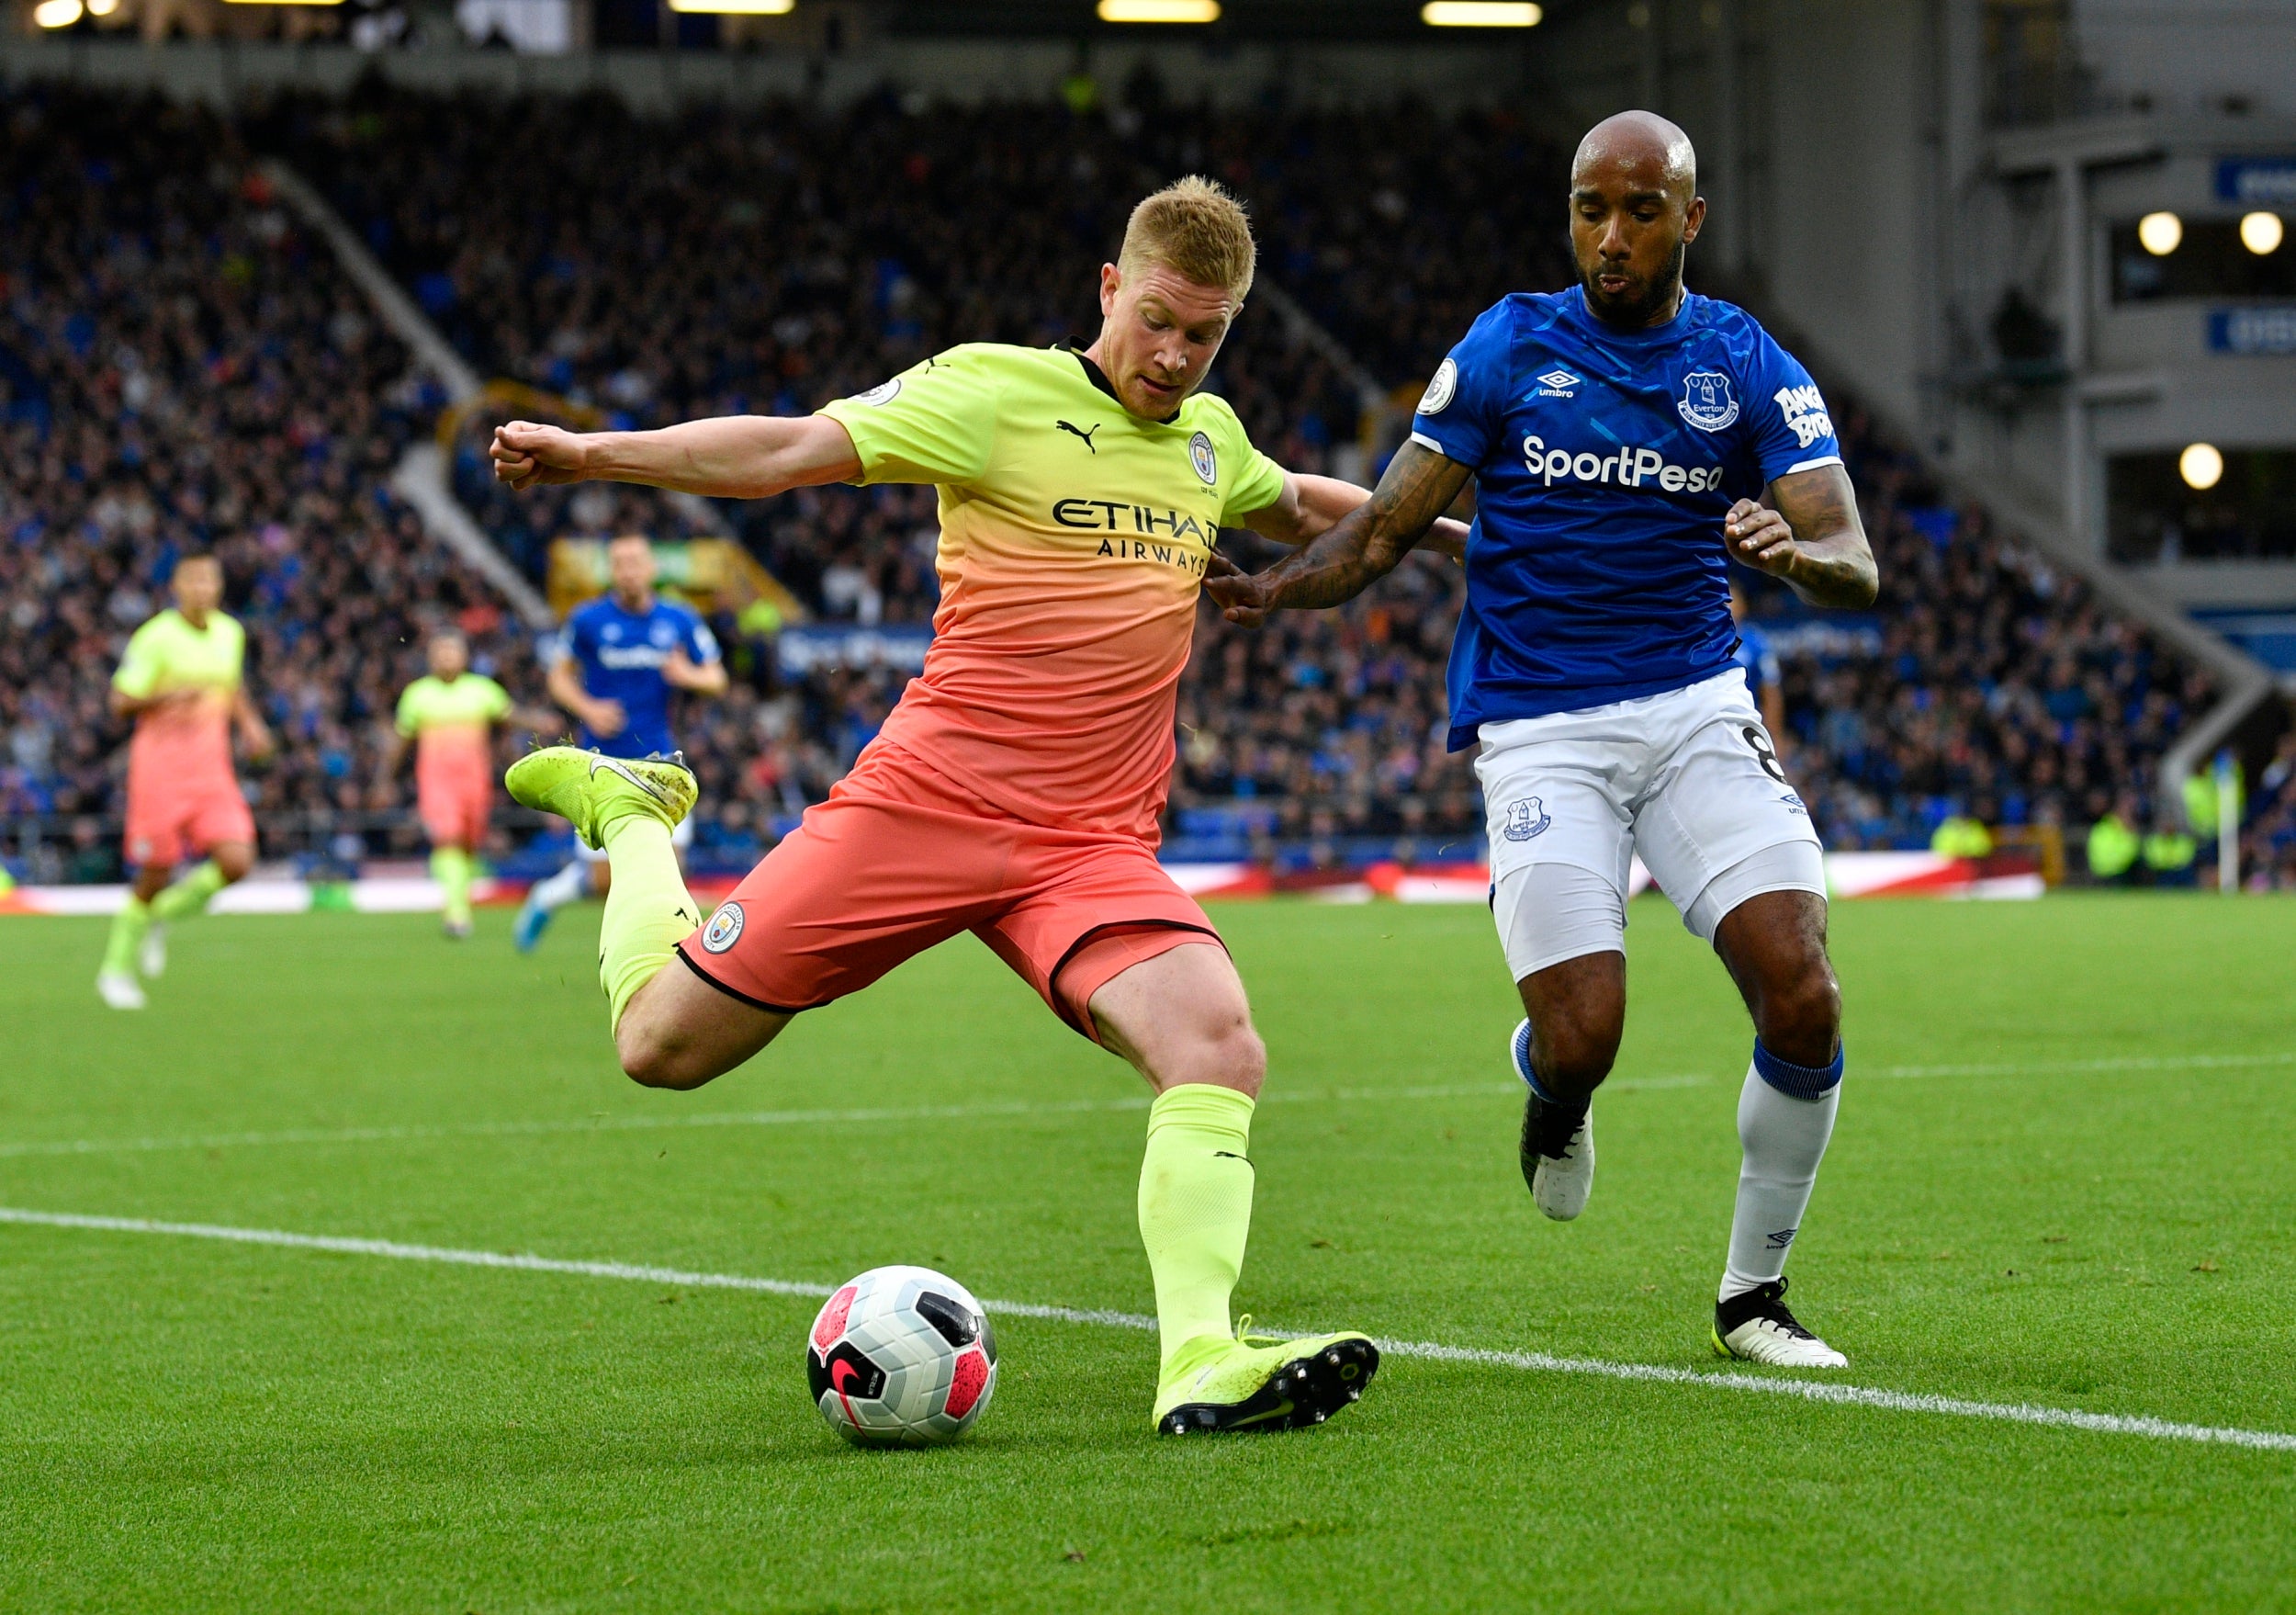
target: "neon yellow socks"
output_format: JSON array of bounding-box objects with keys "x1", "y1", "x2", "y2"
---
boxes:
[
  {"x1": 1137, "y1": 1083, "x2": 1257, "y2": 1372},
  {"x1": 151, "y1": 860, "x2": 225, "y2": 923},
  {"x1": 430, "y1": 847, "x2": 474, "y2": 927},
  {"x1": 595, "y1": 811, "x2": 703, "y2": 1030},
  {"x1": 100, "y1": 894, "x2": 153, "y2": 977}
]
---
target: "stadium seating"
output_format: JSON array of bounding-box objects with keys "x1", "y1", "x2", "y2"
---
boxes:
[
  {"x1": 0, "y1": 86, "x2": 535, "y2": 881},
  {"x1": 3, "y1": 79, "x2": 2240, "y2": 878}
]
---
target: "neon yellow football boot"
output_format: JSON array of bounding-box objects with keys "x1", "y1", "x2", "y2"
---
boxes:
[
  {"x1": 504, "y1": 746, "x2": 696, "y2": 850},
  {"x1": 1153, "y1": 1321, "x2": 1379, "y2": 1436}
]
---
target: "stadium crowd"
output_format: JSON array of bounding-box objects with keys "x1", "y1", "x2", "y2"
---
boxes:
[
  {"x1": 0, "y1": 86, "x2": 538, "y2": 881},
  {"x1": 2, "y1": 77, "x2": 2264, "y2": 882}
]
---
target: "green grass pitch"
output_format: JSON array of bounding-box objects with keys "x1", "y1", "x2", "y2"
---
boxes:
[{"x1": 3, "y1": 893, "x2": 2292, "y2": 1612}]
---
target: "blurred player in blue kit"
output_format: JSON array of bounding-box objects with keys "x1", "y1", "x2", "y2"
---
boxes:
[
  {"x1": 1730, "y1": 580, "x2": 1787, "y2": 746},
  {"x1": 515, "y1": 535, "x2": 727, "y2": 951},
  {"x1": 1210, "y1": 111, "x2": 1877, "y2": 1366}
]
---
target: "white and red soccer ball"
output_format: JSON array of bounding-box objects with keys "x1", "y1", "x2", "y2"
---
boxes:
[{"x1": 806, "y1": 1265, "x2": 998, "y2": 1446}]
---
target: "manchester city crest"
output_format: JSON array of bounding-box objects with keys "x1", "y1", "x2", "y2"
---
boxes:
[
  {"x1": 700, "y1": 900, "x2": 746, "y2": 954},
  {"x1": 1188, "y1": 430, "x2": 1218, "y2": 485},
  {"x1": 1676, "y1": 369, "x2": 1739, "y2": 432}
]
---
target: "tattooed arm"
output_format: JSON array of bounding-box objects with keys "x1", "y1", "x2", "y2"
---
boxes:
[
  {"x1": 1725, "y1": 463, "x2": 1877, "y2": 609},
  {"x1": 1207, "y1": 441, "x2": 1476, "y2": 627}
]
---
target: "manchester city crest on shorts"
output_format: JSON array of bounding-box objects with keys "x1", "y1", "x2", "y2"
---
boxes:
[
  {"x1": 850, "y1": 378, "x2": 902, "y2": 407},
  {"x1": 1676, "y1": 369, "x2": 1740, "y2": 432},
  {"x1": 1503, "y1": 796, "x2": 1553, "y2": 841},
  {"x1": 1188, "y1": 430, "x2": 1218, "y2": 485},
  {"x1": 701, "y1": 900, "x2": 746, "y2": 954}
]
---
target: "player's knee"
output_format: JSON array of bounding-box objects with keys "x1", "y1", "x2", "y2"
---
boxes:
[
  {"x1": 213, "y1": 845, "x2": 253, "y2": 883},
  {"x1": 1163, "y1": 1018, "x2": 1265, "y2": 1099},
  {"x1": 1214, "y1": 1022, "x2": 1267, "y2": 1098},
  {"x1": 1526, "y1": 1009, "x2": 1621, "y2": 1101},
  {"x1": 1757, "y1": 964, "x2": 1841, "y2": 1067},
  {"x1": 615, "y1": 1015, "x2": 711, "y2": 1091}
]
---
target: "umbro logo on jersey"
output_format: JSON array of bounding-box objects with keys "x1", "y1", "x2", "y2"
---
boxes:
[
  {"x1": 1056, "y1": 420, "x2": 1101, "y2": 453},
  {"x1": 1533, "y1": 368, "x2": 1581, "y2": 398}
]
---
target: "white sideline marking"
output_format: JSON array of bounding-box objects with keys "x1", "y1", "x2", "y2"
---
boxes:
[
  {"x1": 0, "y1": 1077, "x2": 1698, "y2": 1162},
  {"x1": 0, "y1": 1049, "x2": 2281, "y2": 1163},
  {"x1": 3, "y1": 1204, "x2": 2290, "y2": 1454},
  {"x1": 1871, "y1": 1050, "x2": 2295, "y2": 1081}
]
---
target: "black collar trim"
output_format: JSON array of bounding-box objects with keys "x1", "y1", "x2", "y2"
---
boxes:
[{"x1": 1067, "y1": 344, "x2": 1180, "y2": 424}]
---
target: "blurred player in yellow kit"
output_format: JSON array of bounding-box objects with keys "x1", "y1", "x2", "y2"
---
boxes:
[
  {"x1": 372, "y1": 628, "x2": 560, "y2": 938},
  {"x1": 97, "y1": 553, "x2": 274, "y2": 1010}
]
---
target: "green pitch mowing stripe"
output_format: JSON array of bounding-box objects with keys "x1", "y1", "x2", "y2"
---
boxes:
[
  {"x1": 3, "y1": 1050, "x2": 2284, "y2": 1162},
  {"x1": 8, "y1": 1203, "x2": 2292, "y2": 1453}
]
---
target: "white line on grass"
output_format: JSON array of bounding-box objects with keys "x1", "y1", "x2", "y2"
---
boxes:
[
  {"x1": 3, "y1": 1203, "x2": 2290, "y2": 1454},
  {"x1": 0, "y1": 1049, "x2": 2281, "y2": 1163},
  {"x1": 0, "y1": 1077, "x2": 1697, "y2": 1162}
]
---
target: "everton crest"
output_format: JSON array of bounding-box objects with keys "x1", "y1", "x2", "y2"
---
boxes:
[{"x1": 1676, "y1": 369, "x2": 1739, "y2": 432}]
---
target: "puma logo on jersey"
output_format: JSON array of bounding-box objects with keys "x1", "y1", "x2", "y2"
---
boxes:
[{"x1": 1056, "y1": 420, "x2": 1101, "y2": 453}]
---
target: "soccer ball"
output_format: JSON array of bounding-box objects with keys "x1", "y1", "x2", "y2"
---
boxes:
[{"x1": 806, "y1": 1265, "x2": 998, "y2": 1447}]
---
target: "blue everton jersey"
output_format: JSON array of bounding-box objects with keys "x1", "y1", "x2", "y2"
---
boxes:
[
  {"x1": 559, "y1": 594, "x2": 719, "y2": 758},
  {"x1": 1410, "y1": 288, "x2": 1841, "y2": 748}
]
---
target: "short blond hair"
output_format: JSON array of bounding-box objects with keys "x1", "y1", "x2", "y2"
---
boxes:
[{"x1": 1118, "y1": 175, "x2": 1256, "y2": 302}]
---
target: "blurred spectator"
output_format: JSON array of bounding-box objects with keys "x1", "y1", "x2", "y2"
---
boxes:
[
  {"x1": 0, "y1": 86, "x2": 538, "y2": 869},
  {"x1": 6, "y1": 81, "x2": 2220, "y2": 877}
]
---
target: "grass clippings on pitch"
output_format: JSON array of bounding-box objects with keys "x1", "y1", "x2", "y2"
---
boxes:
[{"x1": 2, "y1": 894, "x2": 2292, "y2": 1612}]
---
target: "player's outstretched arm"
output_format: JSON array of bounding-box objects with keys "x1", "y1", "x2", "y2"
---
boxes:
[
  {"x1": 1209, "y1": 442, "x2": 1474, "y2": 627},
  {"x1": 490, "y1": 414, "x2": 863, "y2": 502},
  {"x1": 1727, "y1": 464, "x2": 1878, "y2": 610},
  {"x1": 1244, "y1": 472, "x2": 1469, "y2": 562}
]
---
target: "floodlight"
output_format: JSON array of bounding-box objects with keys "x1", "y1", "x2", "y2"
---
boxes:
[
  {"x1": 2178, "y1": 443, "x2": 2223, "y2": 491},
  {"x1": 2136, "y1": 211, "x2": 2182, "y2": 255},
  {"x1": 1423, "y1": 2, "x2": 1543, "y2": 24},
  {"x1": 1097, "y1": 1, "x2": 1221, "y2": 21}
]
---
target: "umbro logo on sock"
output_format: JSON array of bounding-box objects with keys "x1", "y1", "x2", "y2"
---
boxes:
[{"x1": 1766, "y1": 1228, "x2": 1798, "y2": 1249}]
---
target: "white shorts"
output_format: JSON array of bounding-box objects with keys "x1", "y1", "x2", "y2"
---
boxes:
[
  {"x1": 1476, "y1": 670, "x2": 1825, "y2": 980},
  {"x1": 575, "y1": 811, "x2": 695, "y2": 864}
]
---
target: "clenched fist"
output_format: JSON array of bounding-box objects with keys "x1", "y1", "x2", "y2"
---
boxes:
[{"x1": 491, "y1": 421, "x2": 590, "y2": 492}]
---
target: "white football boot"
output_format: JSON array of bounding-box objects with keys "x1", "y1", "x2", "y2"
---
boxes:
[
  {"x1": 1511, "y1": 1019, "x2": 1594, "y2": 1221},
  {"x1": 1713, "y1": 1278, "x2": 1848, "y2": 1368},
  {"x1": 97, "y1": 970, "x2": 147, "y2": 1011},
  {"x1": 139, "y1": 921, "x2": 168, "y2": 979}
]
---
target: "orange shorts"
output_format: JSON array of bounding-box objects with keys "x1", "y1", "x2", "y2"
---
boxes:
[
  {"x1": 676, "y1": 742, "x2": 1220, "y2": 1041},
  {"x1": 124, "y1": 774, "x2": 254, "y2": 869},
  {"x1": 417, "y1": 769, "x2": 492, "y2": 849}
]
